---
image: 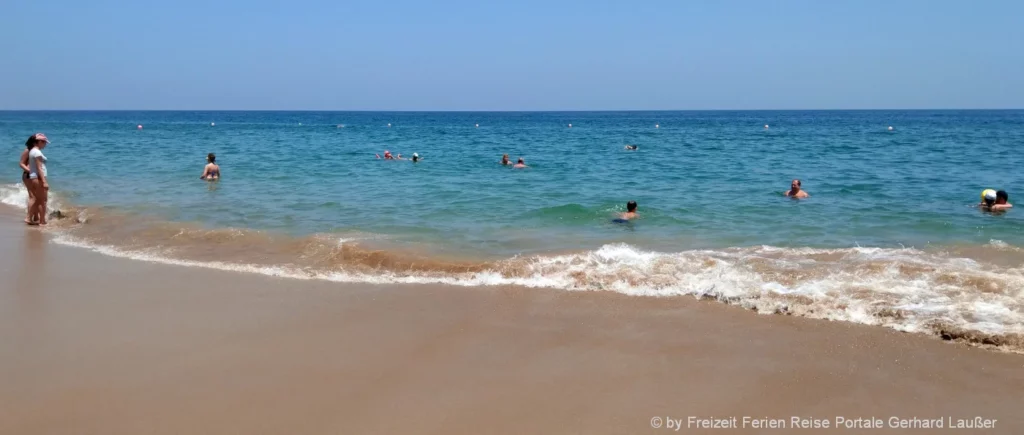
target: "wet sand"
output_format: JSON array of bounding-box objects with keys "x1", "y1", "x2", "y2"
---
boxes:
[{"x1": 1, "y1": 217, "x2": 1022, "y2": 434}]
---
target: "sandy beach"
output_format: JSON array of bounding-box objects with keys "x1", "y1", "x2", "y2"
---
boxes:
[{"x1": 1, "y1": 215, "x2": 1022, "y2": 434}]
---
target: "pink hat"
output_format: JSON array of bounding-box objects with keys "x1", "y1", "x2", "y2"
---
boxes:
[{"x1": 32, "y1": 133, "x2": 49, "y2": 143}]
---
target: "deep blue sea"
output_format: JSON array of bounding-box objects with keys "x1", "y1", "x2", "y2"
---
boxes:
[{"x1": 2, "y1": 110, "x2": 1023, "y2": 348}]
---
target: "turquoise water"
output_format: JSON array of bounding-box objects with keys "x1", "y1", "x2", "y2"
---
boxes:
[
  {"x1": 4, "y1": 110, "x2": 1024, "y2": 348},
  {"x1": 3, "y1": 110, "x2": 1022, "y2": 256}
]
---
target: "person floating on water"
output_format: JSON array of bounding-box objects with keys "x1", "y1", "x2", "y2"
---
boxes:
[
  {"x1": 411, "y1": 153, "x2": 420, "y2": 163},
  {"x1": 513, "y1": 158, "x2": 528, "y2": 168},
  {"x1": 624, "y1": 145, "x2": 638, "y2": 150},
  {"x1": 501, "y1": 154, "x2": 512, "y2": 166},
  {"x1": 785, "y1": 179, "x2": 809, "y2": 198},
  {"x1": 980, "y1": 189, "x2": 1012, "y2": 211},
  {"x1": 200, "y1": 153, "x2": 220, "y2": 181}
]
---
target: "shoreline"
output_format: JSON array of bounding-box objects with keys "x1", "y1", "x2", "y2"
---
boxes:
[
  {"x1": 3, "y1": 199, "x2": 1023, "y2": 353},
  {"x1": 1, "y1": 214, "x2": 1023, "y2": 434}
]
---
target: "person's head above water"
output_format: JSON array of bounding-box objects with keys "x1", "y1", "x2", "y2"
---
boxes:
[
  {"x1": 786, "y1": 179, "x2": 809, "y2": 198},
  {"x1": 982, "y1": 189, "x2": 997, "y2": 206},
  {"x1": 207, "y1": 153, "x2": 216, "y2": 164},
  {"x1": 626, "y1": 201, "x2": 637, "y2": 212},
  {"x1": 996, "y1": 190, "x2": 1009, "y2": 204},
  {"x1": 517, "y1": 158, "x2": 524, "y2": 164}
]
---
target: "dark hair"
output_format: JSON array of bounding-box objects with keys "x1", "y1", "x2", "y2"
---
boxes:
[
  {"x1": 627, "y1": 201, "x2": 637, "y2": 212},
  {"x1": 997, "y1": 190, "x2": 1008, "y2": 201},
  {"x1": 207, "y1": 153, "x2": 216, "y2": 163},
  {"x1": 517, "y1": 158, "x2": 524, "y2": 163},
  {"x1": 793, "y1": 179, "x2": 802, "y2": 187},
  {"x1": 25, "y1": 136, "x2": 39, "y2": 149}
]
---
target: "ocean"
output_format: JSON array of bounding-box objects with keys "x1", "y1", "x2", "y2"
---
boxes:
[{"x1": 2, "y1": 110, "x2": 1023, "y2": 349}]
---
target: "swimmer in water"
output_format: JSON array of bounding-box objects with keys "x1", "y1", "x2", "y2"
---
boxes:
[
  {"x1": 412, "y1": 153, "x2": 420, "y2": 163},
  {"x1": 785, "y1": 179, "x2": 809, "y2": 198},
  {"x1": 383, "y1": 150, "x2": 394, "y2": 160},
  {"x1": 624, "y1": 145, "x2": 638, "y2": 150},
  {"x1": 200, "y1": 153, "x2": 220, "y2": 181},
  {"x1": 513, "y1": 158, "x2": 527, "y2": 168},
  {"x1": 993, "y1": 191, "x2": 1012, "y2": 211},
  {"x1": 501, "y1": 154, "x2": 512, "y2": 166},
  {"x1": 620, "y1": 201, "x2": 638, "y2": 220},
  {"x1": 981, "y1": 190, "x2": 1012, "y2": 211}
]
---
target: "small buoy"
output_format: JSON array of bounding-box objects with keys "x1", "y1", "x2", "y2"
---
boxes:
[
  {"x1": 337, "y1": 124, "x2": 344, "y2": 128},
  {"x1": 137, "y1": 124, "x2": 143, "y2": 130},
  {"x1": 298, "y1": 123, "x2": 302, "y2": 126},
  {"x1": 764, "y1": 124, "x2": 769, "y2": 129},
  {"x1": 655, "y1": 124, "x2": 660, "y2": 128},
  {"x1": 211, "y1": 122, "x2": 215, "y2": 127},
  {"x1": 568, "y1": 123, "x2": 572, "y2": 128},
  {"x1": 387, "y1": 123, "x2": 391, "y2": 128},
  {"x1": 475, "y1": 123, "x2": 479, "y2": 128},
  {"x1": 888, "y1": 126, "x2": 894, "y2": 131}
]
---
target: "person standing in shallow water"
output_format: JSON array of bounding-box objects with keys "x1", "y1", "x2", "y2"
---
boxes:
[
  {"x1": 19, "y1": 137, "x2": 38, "y2": 224},
  {"x1": 200, "y1": 153, "x2": 220, "y2": 181},
  {"x1": 501, "y1": 154, "x2": 512, "y2": 166},
  {"x1": 26, "y1": 133, "x2": 50, "y2": 225},
  {"x1": 785, "y1": 179, "x2": 809, "y2": 198},
  {"x1": 513, "y1": 158, "x2": 527, "y2": 169}
]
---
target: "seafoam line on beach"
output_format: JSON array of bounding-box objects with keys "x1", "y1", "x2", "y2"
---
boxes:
[{"x1": 47, "y1": 232, "x2": 1024, "y2": 353}]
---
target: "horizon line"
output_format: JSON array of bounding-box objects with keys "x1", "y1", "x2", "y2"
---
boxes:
[{"x1": 1, "y1": 108, "x2": 1022, "y2": 113}]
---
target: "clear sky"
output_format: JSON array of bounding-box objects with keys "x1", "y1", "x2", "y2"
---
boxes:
[{"x1": 2, "y1": 0, "x2": 1022, "y2": 110}]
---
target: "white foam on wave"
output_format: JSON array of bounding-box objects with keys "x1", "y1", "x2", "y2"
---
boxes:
[
  {"x1": 987, "y1": 239, "x2": 1024, "y2": 252},
  {"x1": 0, "y1": 183, "x2": 63, "y2": 211},
  {"x1": 49, "y1": 234, "x2": 1024, "y2": 349},
  {"x1": 0, "y1": 183, "x2": 29, "y2": 208}
]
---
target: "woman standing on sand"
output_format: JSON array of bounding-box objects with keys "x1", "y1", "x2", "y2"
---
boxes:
[
  {"x1": 19, "y1": 137, "x2": 37, "y2": 224},
  {"x1": 25, "y1": 133, "x2": 50, "y2": 225}
]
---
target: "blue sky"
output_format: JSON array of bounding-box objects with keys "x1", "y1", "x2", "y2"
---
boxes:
[{"x1": 2, "y1": 0, "x2": 1021, "y2": 110}]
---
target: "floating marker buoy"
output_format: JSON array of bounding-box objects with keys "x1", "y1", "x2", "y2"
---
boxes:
[
  {"x1": 764, "y1": 124, "x2": 769, "y2": 129},
  {"x1": 568, "y1": 123, "x2": 572, "y2": 128},
  {"x1": 337, "y1": 124, "x2": 344, "y2": 128},
  {"x1": 211, "y1": 122, "x2": 215, "y2": 126},
  {"x1": 137, "y1": 124, "x2": 143, "y2": 130},
  {"x1": 475, "y1": 123, "x2": 479, "y2": 128},
  {"x1": 655, "y1": 124, "x2": 660, "y2": 128},
  {"x1": 387, "y1": 123, "x2": 391, "y2": 128},
  {"x1": 298, "y1": 123, "x2": 302, "y2": 126},
  {"x1": 888, "y1": 126, "x2": 894, "y2": 131}
]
